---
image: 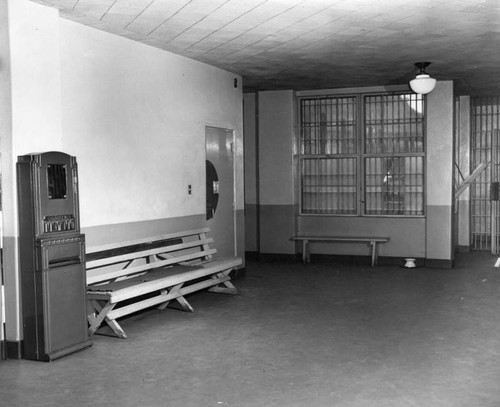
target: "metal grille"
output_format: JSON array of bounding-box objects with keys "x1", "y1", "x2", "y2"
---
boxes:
[
  {"x1": 364, "y1": 94, "x2": 424, "y2": 154},
  {"x1": 299, "y1": 96, "x2": 358, "y2": 214},
  {"x1": 301, "y1": 157, "x2": 357, "y2": 214},
  {"x1": 471, "y1": 97, "x2": 500, "y2": 251},
  {"x1": 363, "y1": 93, "x2": 425, "y2": 215},
  {"x1": 365, "y1": 156, "x2": 424, "y2": 215},
  {"x1": 300, "y1": 96, "x2": 357, "y2": 155}
]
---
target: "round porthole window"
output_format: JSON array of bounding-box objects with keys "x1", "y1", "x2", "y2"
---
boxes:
[{"x1": 206, "y1": 160, "x2": 219, "y2": 220}]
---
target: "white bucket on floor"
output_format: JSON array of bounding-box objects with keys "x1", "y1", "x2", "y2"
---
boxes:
[{"x1": 404, "y1": 258, "x2": 416, "y2": 268}]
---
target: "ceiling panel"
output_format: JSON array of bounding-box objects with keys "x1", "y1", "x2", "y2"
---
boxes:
[
  {"x1": 73, "y1": 0, "x2": 116, "y2": 20},
  {"x1": 99, "y1": 0, "x2": 154, "y2": 26},
  {"x1": 31, "y1": 0, "x2": 500, "y2": 95},
  {"x1": 125, "y1": 0, "x2": 191, "y2": 35}
]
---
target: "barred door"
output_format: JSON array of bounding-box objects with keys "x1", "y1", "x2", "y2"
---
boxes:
[
  {"x1": 491, "y1": 130, "x2": 500, "y2": 253},
  {"x1": 471, "y1": 98, "x2": 500, "y2": 252}
]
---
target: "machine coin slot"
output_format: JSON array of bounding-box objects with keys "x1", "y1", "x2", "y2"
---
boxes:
[
  {"x1": 45, "y1": 240, "x2": 83, "y2": 266},
  {"x1": 48, "y1": 257, "x2": 81, "y2": 269}
]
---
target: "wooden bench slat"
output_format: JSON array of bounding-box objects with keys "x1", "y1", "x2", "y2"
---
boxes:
[
  {"x1": 87, "y1": 265, "x2": 201, "y2": 294},
  {"x1": 106, "y1": 274, "x2": 232, "y2": 320},
  {"x1": 87, "y1": 257, "x2": 242, "y2": 303},
  {"x1": 198, "y1": 256, "x2": 242, "y2": 271},
  {"x1": 99, "y1": 266, "x2": 234, "y2": 305},
  {"x1": 86, "y1": 227, "x2": 210, "y2": 254},
  {"x1": 86, "y1": 237, "x2": 214, "y2": 269},
  {"x1": 86, "y1": 248, "x2": 217, "y2": 285}
]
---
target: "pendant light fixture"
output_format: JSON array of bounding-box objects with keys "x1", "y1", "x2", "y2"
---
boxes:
[{"x1": 409, "y1": 62, "x2": 436, "y2": 95}]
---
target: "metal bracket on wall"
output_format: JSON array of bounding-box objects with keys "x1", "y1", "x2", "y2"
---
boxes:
[{"x1": 455, "y1": 160, "x2": 489, "y2": 199}]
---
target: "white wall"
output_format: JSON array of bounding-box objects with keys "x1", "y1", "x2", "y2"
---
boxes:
[
  {"x1": 243, "y1": 93, "x2": 259, "y2": 252},
  {"x1": 258, "y1": 90, "x2": 296, "y2": 254},
  {"x1": 4, "y1": 0, "x2": 66, "y2": 343},
  {"x1": 426, "y1": 81, "x2": 455, "y2": 264},
  {"x1": 59, "y1": 19, "x2": 243, "y2": 229},
  {"x1": 9, "y1": 0, "x2": 63, "y2": 153},
  {"x1": 457, "y1": 96, "x2": 471, "y2": 249},
  {"x1": 244, "y1": 94, "x2": 258, "y2": 207},
  {"x1": 258, "y1": 91, "x2": 295, "y2": 207},
  {"x1": 0, "y1": 0, "x2": 12, "y2": 344}
]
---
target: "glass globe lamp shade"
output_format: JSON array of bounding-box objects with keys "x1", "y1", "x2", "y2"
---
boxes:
[{"x1": 409, "y1": 73, "x2": 436, "y2": 95}]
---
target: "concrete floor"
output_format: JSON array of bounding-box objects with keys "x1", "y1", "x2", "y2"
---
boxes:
[{"x1": 2, "y1": 252, "x2": 500, "y2": 406}]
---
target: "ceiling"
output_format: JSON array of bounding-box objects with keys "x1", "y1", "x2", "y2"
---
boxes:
[{"x1": 31, "y1": 0, "x2": 500, "y2": 95}]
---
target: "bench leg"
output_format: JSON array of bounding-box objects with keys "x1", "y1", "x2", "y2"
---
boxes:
[
  {"x1": 174, "y1": 296, "x2": 194, "y2": 312},
  {"x1": 105, "y1": 319, "x2": 128, "y2": 339},
  {"x1": 301, "y1": 240, "x2": 311, "y2": 264},
  {"x1": 157, "y1": 283, "x2": 194, "y2": 312},
  {"x1": 370, "y1": 241, "x2": 378, "y2": 267},
  {"x1": 87, "y1": 299, "x2": 127, "y2": 339},
  {"x1": 208, "y1": 271, "x2": 238, "y2": 295},
  {"x1": 87, "y1": 299, "x2": 113, "y2": 335},
  {"x1": 208, "y1": 280, "x2": 238, "y2": 294}
]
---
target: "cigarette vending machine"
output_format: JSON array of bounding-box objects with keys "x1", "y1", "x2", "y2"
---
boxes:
[{"x1": 17, "y1": 152, "x2": 92, "y2": 361}]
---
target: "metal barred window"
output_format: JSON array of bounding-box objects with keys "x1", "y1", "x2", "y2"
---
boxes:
[
  {"x1": 301, "y1": 157, "x2": 357, "y2": 214},
  {"x1": 299, "y1": 92, "x2": 425, "y2": 216},
  {"x1": 363, "y1": 93, "x2": 425, "y2": 216},
  {"x1": 300, "y1": 96, "x2": 358, "y2": 214}
]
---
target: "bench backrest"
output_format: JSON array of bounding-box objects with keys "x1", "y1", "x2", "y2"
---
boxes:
[{"x1": 86, "y1": 227, "x2": 215, "y2": 285}]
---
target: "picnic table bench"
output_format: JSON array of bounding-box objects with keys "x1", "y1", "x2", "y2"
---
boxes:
[
  {"x1": 86, "y1": 227, "x2": 241, "y2": 338},
  {"x1": 291, "y1": 235, "x2": 390, "y2": 267}
]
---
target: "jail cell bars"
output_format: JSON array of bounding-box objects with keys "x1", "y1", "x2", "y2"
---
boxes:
[
  {"x1": 492, "y1": 130, "x2": 500, "y2": 253},
  {"x1": 471, "y1": 97, "x2": 500, "y2": 251}
]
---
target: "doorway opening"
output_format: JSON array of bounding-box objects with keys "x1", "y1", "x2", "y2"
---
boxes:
[{"x1": 205, "y1": 126, "x2": 236, "y2": 259}]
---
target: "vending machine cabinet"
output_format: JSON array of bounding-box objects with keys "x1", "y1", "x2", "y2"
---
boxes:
[{"x1": 17, "y1": 152, "x2": 92, "y2": 361}]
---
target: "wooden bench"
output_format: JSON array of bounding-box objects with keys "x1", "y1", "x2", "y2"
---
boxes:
[
  {"x1": 291, "y1": 235, "x2": 390, "y2": 267},
  {"x1": 86, "y1": 227, "x2": 242, "y2": 338}
]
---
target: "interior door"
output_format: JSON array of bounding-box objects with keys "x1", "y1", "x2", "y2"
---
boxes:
[
  {"x1": 491, "y1": 130, "x2": 500, "y2": 254},
  {"x1": 471, "y1": 98, "x2": 500, "y2": 252},
  {"x1": 205, "y1": 126, "x2": 236, "y2": 258}
]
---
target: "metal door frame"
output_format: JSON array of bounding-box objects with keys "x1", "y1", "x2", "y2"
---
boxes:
[{"x1": 205, "y1": 126, "x2": 237, "y2": 257}]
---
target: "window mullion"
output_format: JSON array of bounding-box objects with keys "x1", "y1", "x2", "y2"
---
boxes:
[{"x1": 358, "y1": 94, "x2": 364, "y2": 216}]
